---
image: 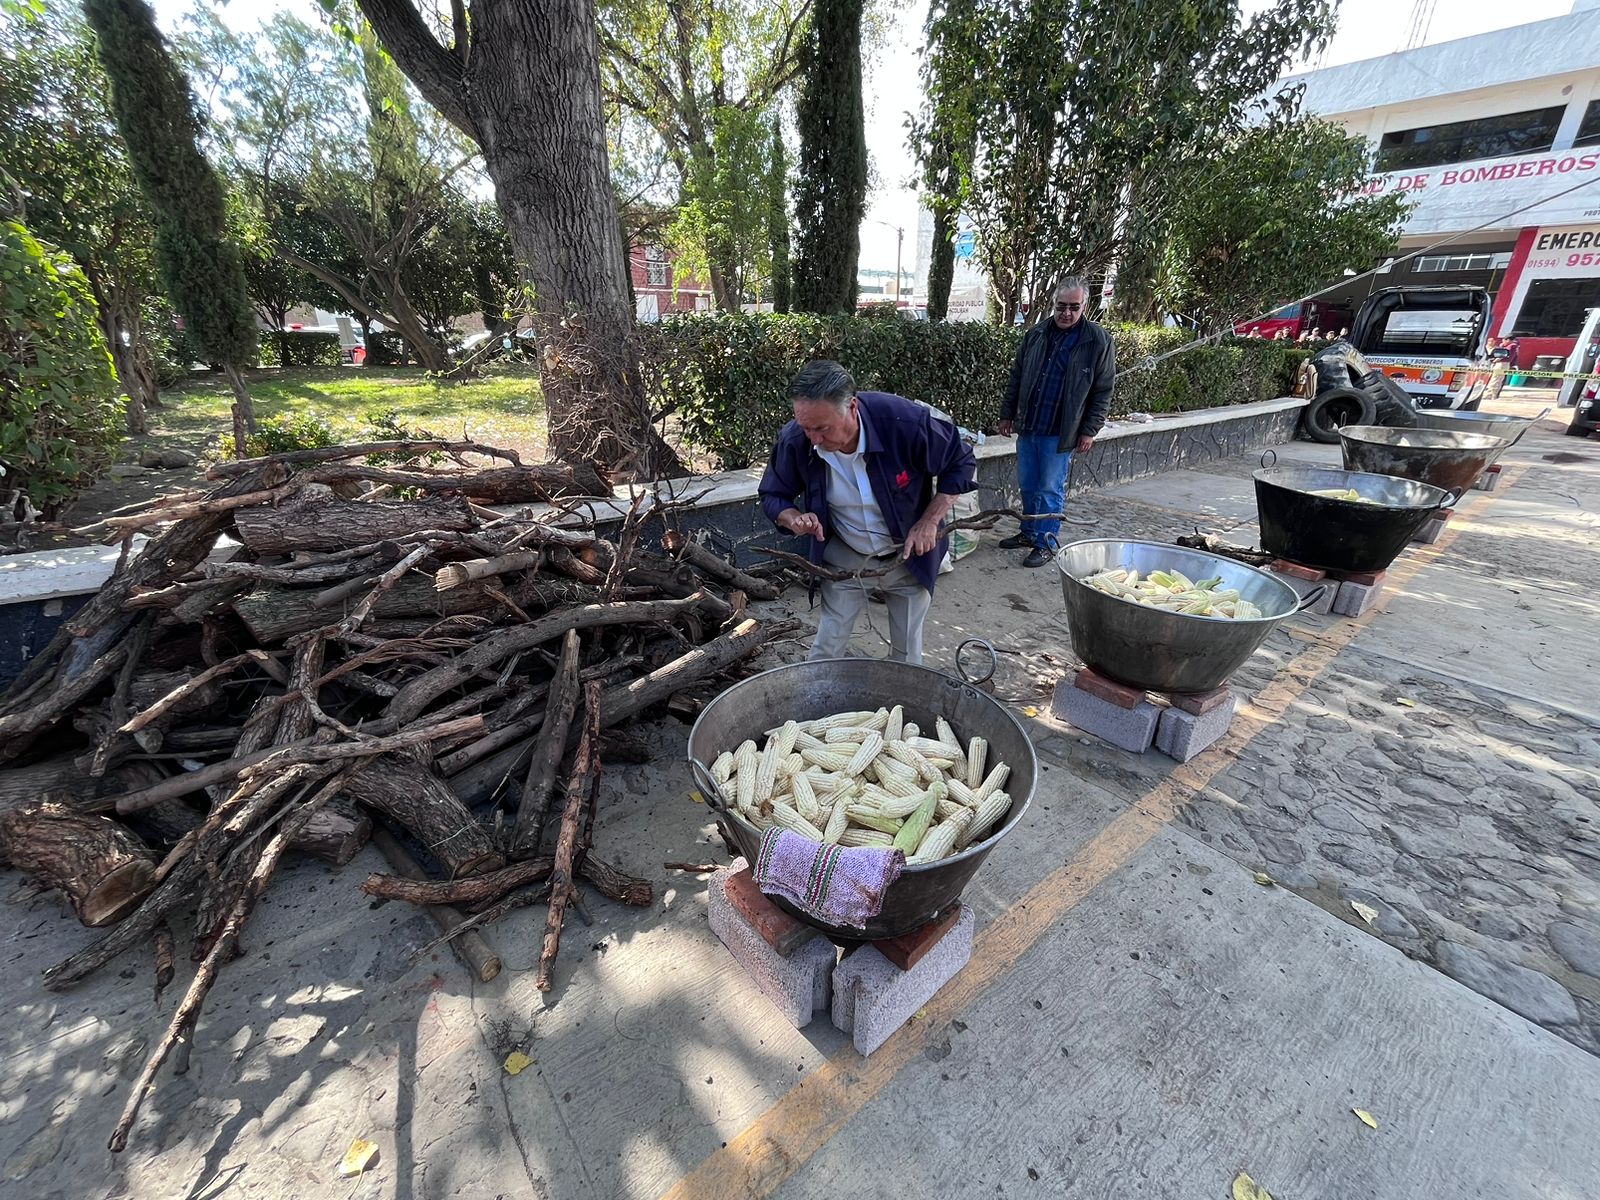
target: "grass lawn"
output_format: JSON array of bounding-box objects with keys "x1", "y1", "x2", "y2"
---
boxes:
[{"x1": 158, "y1": 362, "x2": 548, "y2": 458}]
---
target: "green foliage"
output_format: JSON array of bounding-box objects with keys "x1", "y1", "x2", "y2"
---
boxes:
[
  {"x1": 363, "y1": 332, "x2": 410, "y2": 368},
  {"x1": 1158, "y1": 118, "x2": 1410, "y2": 328},
  {"x1": 0, "y1": 219, "x2": 123, "y2": 510},
  {"x1": 792, "y1": 0, "x2": 867, "y2": 314},
  {"x1": 83, "y1": 0, "x2": 258, "y2": 369},
  {"x1": 258, "y1": 331, "x2": 343, "y2": 369},
  {"x1": 215, "y1": 408, "x2": 339, "y2": 460},
  {"x1": 640, "y1": 313, "x2": 1304, "y2": 468},
  {"x1": 768, "y1": 119, "x2": 792, "y2": 313}
]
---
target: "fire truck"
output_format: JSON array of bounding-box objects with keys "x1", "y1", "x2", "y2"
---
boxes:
[
  {"x1": 1234, "y1": 299, "x2": 1351, "y2": 340},
  {"x1": 1347, "y1": 286, "x2": 1491, "y2": 409}
]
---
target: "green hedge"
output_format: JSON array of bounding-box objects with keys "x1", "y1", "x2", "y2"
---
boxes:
[
  {"x1": 0, "y1": 219, "x2": 123, "y2": 513},
  {"x1": 364, "y1": 332, "x2": 410, "y2": 367},
  {"x1": 639, "y1": 313, "x2": 1307, "y2": 469},
  {"x1": 259, "y1": 330, "x2": 342, "y2": 368}
]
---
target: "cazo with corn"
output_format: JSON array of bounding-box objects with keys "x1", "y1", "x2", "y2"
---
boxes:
[
  {"x1": 706, "y1": 705, "x2": 1013, "y2": 865},
  {"x1": 1080, "y1": 565, "x2": 1264, "y2": 620}
]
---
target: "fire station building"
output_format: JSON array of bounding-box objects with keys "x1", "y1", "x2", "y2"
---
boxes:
[{"x1": 1287, "y1": 2, "x2": 1600, "y2": 368}]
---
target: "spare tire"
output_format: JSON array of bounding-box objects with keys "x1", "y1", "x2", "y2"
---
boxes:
[{"x1": 1302, "y1": 386, "x2": 1377, "y2": 444}]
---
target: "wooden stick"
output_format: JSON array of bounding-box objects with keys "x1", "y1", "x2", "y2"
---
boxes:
[
  {"x1": 581, "y1": 855, "x2": 652, "y2": 907},
  {"x1": 153, "y1": 922, "x2": 175, "y2": 1005},
  {"x1": 119, "y1": 652, "x2": 255, "y2": 735},
  {"x1": 435, "y1": 549, "x2": 542, "y2": 591},
  {"x1": 90, "y1": 481, "x2": 303, "y2": 534},
  {"x1": 206, "y1": 438, "x2": 525, "y2": 478},
  {"x1": 510, "y1": 629, "x2": 581, "y2": 856},
  {"x1": 369, "y1": 828, "x2": 504, "y2": 982},
  {"x1": 362, "y1": 855, "x2": 555, "y2": 906},
  {"x1": 91, "y1": 616, "x2": 152, "y2": 775},
  {"x1": 595, "y1": 618, "x2": 799, "y2": 730},
  {"x1": 662, "y1": 530, "x2": 780, "y2": 599},
  {"x1": 407, "y1": 885, "x2": 550, "y2": 963},
  {"x1": 108, "y1": 769, "x2": 353, "y2": 1152},
  {"x1": 536, "y1": 681, "x2": 601, "y2": 992}
]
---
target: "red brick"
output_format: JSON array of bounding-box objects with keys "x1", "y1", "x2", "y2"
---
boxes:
[
  {"x1": 1485, "y1": 463, "x2": 1503, "y2": 475},
  {"x1": 872, "y1": 904, "x2": 962, "y2": 972},
  {"x1": 725, "y1": 868, "x2": 818, "y2": 957},
  {"x1": 1329, "y1": 567, "x2": 1387, "y2": 587},
  {"x1": 1167, "y1": 685, "x2": 1232, "y2": 716},
  {"x1": 1072, "y1": 666, "x2": 1146, "y2": 709},
  {"x1": 1270, "y1": 559, "x2": 1327, "y2": 581}
]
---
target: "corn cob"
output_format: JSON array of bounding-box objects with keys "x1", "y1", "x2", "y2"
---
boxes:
[
  {"x1": 934, "y1": 719, "x2": 969, "y2": 774},
  {"x1": 801, "y1": 746, "x2": 855, "y2": 773},
  {"x1": 802, "y1": 769, "x2": 853, "y2": 797},
  {"x1": 959, "y1": 790, "x2": 1010, "y2": 848},
  {"x1": 790, "y1": 770, "x2": 818, "y2": 815},
  {"x1": 892, "y1": 781, "x2": 944, "y2": 853},
  {"x1": 864, "y1": 708, "x2": 891, "y2": 732},
  {"x1": 844, "y1": 732, "x2": 884, "y2": 776},
  {"x1": 785, "y1": 711, "x2": 876, "y2": 736},
  {"x1": 945, "y1": 777, "x2": 981, "y2": 808},
  {"x1": 974, "y1": 762, "x2": 1011, "y2": 803},
  {"x1": 735, "y1": 757, "x2": 758, "y2": 814},
  {"x1": 773, "y1": 720, "x2": 801, "y2": 758},
  {"x1": 839, "y1": 828, "x2": 894, "y2": 849},
  {"x1": 770, "y1": 801, "x2": 820, "y2": 839},
  {"x1": 902, "y1": 722, "x2": 920, "y2": 739},
  {"x1": 885, "y1": 704, "x2": 904, "y2": 741},
  {"x1": 885, "y1": 740, "x2": 943, "y2": 784},
  {"x1": 754, "y1": 742, "x2": 781, "y2": 803},
  {"x1": 792, "y1": 729, "x2": 829, "y2": 753},
  {"x1": 824, "y1": 725, "x2": 875, "y2": 745},
  {"x1": 909, "y1": 814, "x2": 966, "y2": 864},
  {"x1": 822, "y1": 798, "x2": 849, "y2": 844},
  {"x1": 852, "y1": 788, "x2": 930, "y2": 820},
  {"x1": 847, "y1": 806, "x2": 904, "y2": 835},
  {"x1": 711, "y1": 750, "x2": 734, "y2": 785},
  {"x1": 935, "y1": 796, "x2": 967, "y2": 823},
  {"x1": 776, "y1": 752, "x2": 805, "y2": 781},
  {"x1": 965, "y1": 737, "x2": 987, "y2": 789}
]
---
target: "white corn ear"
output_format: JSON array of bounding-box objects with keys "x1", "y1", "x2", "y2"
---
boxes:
[
  {"x1": 801, "y1": 746, "x2": 855, "y2": 773},
  {"x1": 845, "y1": 732, "x2": 884, "y2": 776},
  {"x1": 838, "y1": 828, "x2": 894, "y2": 848},
  {"x1": 711, "y1": 751, "x2": 734, "y2": 785},
  {"x1": 960, "y1": 791, "x2": 1011, "y2": 848},
  {"x1": 824, "y1": 725, "x2": 875, "y2": 745},
  {"x1": 909, "y1": 818, "x2": 961, "y2": 864},
  {"x1": 792, "y1": 729, "x2": 829, "y2": 752},
  {"x1": 770, "y1": 801, "x2": 820, "y2": 839},
  {"x1": 902, "y1": 722, "x2": 920, "y2": 739},
  {"x1": 945, "y1": 777, "x2": 981, "y2": 808},
  {"x1": 790, "y1": 771, "x2": 818, "y2": 814},
  {"x1": 974, "y1": 762, "x2": 1011, "y2": 803},
  {"x1": 822, "y1": 799, "x2": 849, "y2": 844},
  {"x1": 885, "y1": 740, "x2": 942, "y2": 784},
  {"x1": 777, "y1": 752, "x2": 805, "y2": 780},
  {"x1": 754, "y1": 742, "x2": 781, "y2": 803},
  {"x1": 885, "y1": 705, "x2": 904, "y2": 741},
  {"x1": 774, "y1": 720, "x2": 800, "y2": 758},
  {"x1": 965, "y1": 737, "x2": 988, "y2": 789}
]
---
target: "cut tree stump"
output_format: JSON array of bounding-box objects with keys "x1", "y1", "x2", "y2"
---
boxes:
[
  {"x1": 339, "y1": 752, "x2": 504, "y2": 877},
  {"x1": 0, "y1": 802, "x2": 157, "y2": 926}
]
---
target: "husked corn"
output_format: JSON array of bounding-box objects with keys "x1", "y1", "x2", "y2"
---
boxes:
[
  {"x1": 945, "y1": 777, "x2": 980, "y2": 808},
  {"x1": 735, "y1": 760, "x2": 757, "y2": 814},
  {"x1": 790, "y1": 771, "x2": 818, "y2": 814},
  {"x1": 885, "y1": 705, "x2": 904, "y2": 741},
  {"x1": 960, "y1": 790, "x2": 1010, "y2": 848},
  {"x1": 935, "y1": 797, "x2": 967, "y2": 823},
  {"x1": 777, "y1": 752, "x2": 805, "y2": 780},
  {"x1": 822, "y1": 799, "x2": 849, "y2": 844},
  {"x1": 893, "y1": 782, "x2": 943, "y2": 853},
  {"x1": 844, "y1": 732, "x2": 884, "y2": 776},
  {"x1": 793, "y1": 729, "x2": 828, "y2": 753},
  {"x1": 965, "y1": 737, "x2": 987, "y2": 789},
  {"x1": 903, "y1": 722, "x2": 920, "y2": 739},
  {"x1": 885, "y1": 740, "x2": 943, "y2": 784},
  {"x1": 848, "y1": 806, "x2": 903, "y2": 835},
  {"x1": 773, "y1": 720, "x2": 800, "y2": 758},
  {"x1": 711, "y1": 751, "x2": 734, "y2": 785},
  {"x1": 770, "y1": 801, "x2": 819, "y2": 839},
  {"x1": 801, "y1": 746, "x2": 855, "y2": 773},
  {"x1": 852, "y1": 789, "x2": 928, "y2": 819},
  {"x1": 838, "y1": 828, "x2": 894, "y2": 848},
  {"x1": 909, "y1": 817, "x2": 962, "y2": 864},
  {"x1": 754, "y1": 743, "x2": 780, "y2": 803},
  {"x1": 974, "y1": 762, "x2": 1011, "y2": 803},
  {"x1": 824, "y1": 725, "x2": 874, "y2": 744},
  {"x1": 795, "y1": 711, "x2": 877, "y2": 735}
]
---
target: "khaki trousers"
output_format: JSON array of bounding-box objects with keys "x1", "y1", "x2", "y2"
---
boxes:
[{"x1": 807, "y1": 538, "x2": 932, "y2": 665}]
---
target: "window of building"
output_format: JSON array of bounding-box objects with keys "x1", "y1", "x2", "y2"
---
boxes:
[
  {"x1": 1512, "y1": 277, "x2": 1600, "y2": 338},
  {"x1": 1375, "y1": 105, "x2": 1566, "y2": 172},
  {"x1": 1576, "y1": 99, "x2": 1600, "y2": 148},
  {"x1": 644, "y1": 245, "x2": 669, "y2": 287},
  {"x1": 1412, "y1": 252, "x2": 1514, "y2": 273}
]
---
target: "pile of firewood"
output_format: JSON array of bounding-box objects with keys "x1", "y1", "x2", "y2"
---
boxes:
[{"x1": 0, "y1": 439, "x2": 802, "y2": 1152}]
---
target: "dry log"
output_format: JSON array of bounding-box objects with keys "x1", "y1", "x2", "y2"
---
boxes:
[
  {"x1": 362, "y1": 855, "x2": 554, "y2": 906},
  {"x1": 385, "y1": 595, "x2": 713, "y2": 726},
  {"x1": 42, "y1": 853, "x2": 206, "y2": 990},
  {"x1": 537, "y1": 681, "x2": 602, "y2": 992},
  {"x1": 153, "y1": 922, "x2": 175, "y2": 1005},
  {"x1": 231, "y1": 574, "x2": 487, "y2": 643},
  {"x1": 0, "y1": 754, "x2": 109, "y2": 813},
  {"x1": 1175, "y1": 531, "x2": 1276, "y2": 566},
  {"x1": 192, "y1": 841, "x2": 259, "y2": 963},
  {"x1": 370, "y1": 827, "x2": 502, "y2": 982},
  {"x1": 511, "y1": 628, "x2": 581, "y2": 857},
  {"x1": 274, "y1": 636, "x2": 327, "y2": 746},
  {"x1": 582, "y1": 856, "x2": 652, "y2": 907},
  {"x1": 207, "y1": 439, "x2": 526, "y2": 478},
  {"x1": 203, "y1": 551, "x2": 397, "y2": 586},
  {"x1": 596, "y1": 617, "x2": 798, "y2": 731},
  {"x1": 435, "y1": 549, "x2": 543, "y2": 591},
  {"x1": 232, "y1": 492, "x2": 476, "y2": 556},
  {"x1": 661, "y1": 530, "x2": 780, "y2": 600},
  {"x1": 338, "y1": 752, "x2": 504, "y2": 877},
  {"x1": 0, "y1": 802, "x2": 157, "y2": 926},
  {"x1": 289, "y1": 800, "x2": 371, "y2": 866},
  {"x1": 295, "y1": 461, "x2": 609, "y2": 503}
]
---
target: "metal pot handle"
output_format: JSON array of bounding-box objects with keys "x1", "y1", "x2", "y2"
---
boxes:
[
  {"x1": 955, "y1": 637, "x2": 998, "y2": 686},
  {"x1": 1260, "y1": 448, "x2": 1278, "y2": 470},
  {"x1": 1294, "y1": 583, "x2": 1332, "y2": 613},
  {"x1": 688, "y1": 756, "x2": 733, "y2": 816},
  {"x1": 1436, "y1": 490, "x2": 1461, "y2": 511}
]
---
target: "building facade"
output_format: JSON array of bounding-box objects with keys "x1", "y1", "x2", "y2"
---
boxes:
[
  {"x1": 1286, "y1": 2, "x2": 1600, "y2": 368},
  {"x1": 628, "y1": 243, "x2": 712, "y2": 322}
]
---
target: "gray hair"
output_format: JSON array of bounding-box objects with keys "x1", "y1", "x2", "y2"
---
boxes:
[
  {"x1": 790, "y1": 360, "x2": 856, "y2": 408},
  {"x1": 1055, "y1": 276, "x2": 1089, "y2": 299}
]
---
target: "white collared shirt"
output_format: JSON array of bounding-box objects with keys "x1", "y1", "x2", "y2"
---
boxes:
[{"x1": 815, "y1": 417, "x2": 896, "y2": 556}]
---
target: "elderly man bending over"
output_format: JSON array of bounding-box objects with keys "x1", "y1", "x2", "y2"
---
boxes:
[{"x1": 758, "y1": 360, "x2": 977, "y2": 665}]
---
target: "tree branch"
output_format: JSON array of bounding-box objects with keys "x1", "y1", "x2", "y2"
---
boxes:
[{"x1": 353, "y1": 0, "x2": 472, "y2": 136}]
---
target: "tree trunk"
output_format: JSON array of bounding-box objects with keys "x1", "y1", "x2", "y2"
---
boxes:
[
  {"x1": 290, "y1": 800, "x2": 372, "y2": 866},
  {"x1": 222, "y1": 362, "x2": 256, "y2": 452},
  {"x1": 927, "y1": 206, "x2": 956, "y2": 322},
  {"x1": 0, "y1": 802, "x2": 157, "y2": 927},
  {"x1": 339, "y1": 752, "x2": 503, "y2": 878},
  {"x1": 232, "y1": 491, "x2": 476, "y2": 556},
  {"x1": 108, "y1": 336, "x2": 150, "y2": 436}
]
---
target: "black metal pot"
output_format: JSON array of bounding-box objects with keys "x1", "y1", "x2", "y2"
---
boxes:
[
  {"x1": 1253, "y1": 463, "x2": 1453, "y2": 574},
  {"x1": 1338, "y1": 424, "x2": 1509, "y2": 496},
  {"x1": 686, "y1": 654, "x2": 1035, "y2": 940}
]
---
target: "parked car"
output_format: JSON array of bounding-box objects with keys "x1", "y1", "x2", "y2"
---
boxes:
[{"x1": 1346, "y1": 286, "x2": 1490, "y2": 409}]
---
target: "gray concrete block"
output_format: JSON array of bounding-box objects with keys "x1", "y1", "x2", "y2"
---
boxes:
[
  {"x1": 1333, "y1": 578, "x2": 1385, "y2": 617},
  {"x1": 1051, "y1": 679, "x2": 1159, "y2": 753},
  {"x1": 1474, "y1": 468, "x2": 1501, "y2": 492},
  {"x1": 1277, "y1": 573, "x2": 1335, "y2": 615},
  {"x1": 832, "y1": 905, "x2": 975, "y2": 1055},
  {"x1": 708, "y1": 859, "x2": 837, "y2": 1028},
  {"x1": 1410, "y1": 515, "x2": 1448, "y2": 545},
  {"x1": 1155, "y1": 693, "x2": 1237, "y2": 762}
]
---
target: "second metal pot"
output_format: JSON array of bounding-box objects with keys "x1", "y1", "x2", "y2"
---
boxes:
[{"x1": 1254, "y1": 465, "x2": 1454, "y2": 573}]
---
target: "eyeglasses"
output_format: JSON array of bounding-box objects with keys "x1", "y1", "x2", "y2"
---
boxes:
[{"x1": 1055, "y1": 302, "x2": 1083, "y2": 312}]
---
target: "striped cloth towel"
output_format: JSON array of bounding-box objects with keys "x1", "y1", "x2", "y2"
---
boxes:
[{"x1": 753, "y1": 828, "x2": 905, "y2": 930}]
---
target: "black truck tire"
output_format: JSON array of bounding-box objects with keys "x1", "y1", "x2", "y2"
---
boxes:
[{"x1": 1302, "y1": 386, "x2": 1377, "y2": 444}]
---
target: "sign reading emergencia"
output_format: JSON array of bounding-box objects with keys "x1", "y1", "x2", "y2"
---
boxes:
[{"x1": 1358, "y1": 147, "x2": 1600, "y2": 235}]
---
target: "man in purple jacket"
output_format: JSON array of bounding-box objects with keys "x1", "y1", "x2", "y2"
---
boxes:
[{"x1": 759, "y1": 361, "x2": 977, "y2": 665}]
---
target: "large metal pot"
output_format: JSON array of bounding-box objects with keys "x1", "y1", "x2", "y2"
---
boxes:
[
  {"x1": 1412, "y1": 407, "x2": 1547, "y2": 447},
  {"x1": 1056, "y1": 539, "x2": 1323, "y2": 695},
  {"x1": 686, "y1": 656, "x2": 1037, "y2": 940},
  {"x1": 1254, "y1": 464, "x2": 1453, "y2": 574},
  {"x1": 1338, "y1": 424, "x2": 1509, "y2": 496}
]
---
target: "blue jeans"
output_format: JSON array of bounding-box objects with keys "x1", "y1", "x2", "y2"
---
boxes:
[{"x1": 1016, "y1": 434, "x2": 1073, "y2": 548}]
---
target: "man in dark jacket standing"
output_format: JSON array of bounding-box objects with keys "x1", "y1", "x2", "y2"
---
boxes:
[
  {"x1": 998, "y1": 276, "x2": 1116, "y2": 567},
  {"x1": 759, "y1": 360, "x2": 977, "y2": 665}
]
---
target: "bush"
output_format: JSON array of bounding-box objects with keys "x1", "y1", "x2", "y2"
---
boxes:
[
  {"x1": 639, "y1": 313, "x2": 1306, "y2": 469},
  {"x1": 0, "y1": 219, "x2": 123, "y2": 513},
  {"x1": 259, "y1": 330, "x2": 342, "y2": 369},
  {"x1": 213, "y1": 410, "x2": 338, "y2": 461},
  {"x1": 363, "y1": 332, "x2": 409, "y2": 368}
]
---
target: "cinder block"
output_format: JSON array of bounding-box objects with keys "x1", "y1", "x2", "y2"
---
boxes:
[
  {"x1": 833, "y1": 905, "x2": 974, "y2": 1055},
  {"x1": 1168, "y1": 684, "x2": 1232, "y2": 716},
  {"x1": 1155, "y1": 693, "x2": 1237, "y2": 762},
  {"x1": 1330, "y1": 567, "x2": 1386, "y2": 588},
  {"x1": 709, "y1": 860, "x2": 836, "y2": 1028},
  {"x1": 1071, "y1": 666, "x2": 1145, "y2": 709},
  {"x1": 872, "y1": 904, "x2": 961, "y2": 971},
  {"x1": 1275, "y1": 571, "x2": 1335, "y2": 615},
  {"x1": 724, "y1": 866, "x2": 819, "y2": 957},
  {"x1": 1052, "y1": 679, "x2": 1159, "y2": 752},
  {"x1": 1474, "y1": 463, "x2": 1502, "y2": 492},
  {"x1": 1410, "y1": 511, "x2": 1452, "y2": 544},
  {"x1": 1333, "y1": 578, "x2": 1385, "y2": 617},
  {"x1": 1270, "y1": 559, "x2": 1326, "y2": 582}
]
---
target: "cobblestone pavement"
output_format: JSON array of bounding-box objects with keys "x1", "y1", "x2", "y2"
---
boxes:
[{"x1": 926, "y1": 401, "x2": 1600, "y2": 1055}]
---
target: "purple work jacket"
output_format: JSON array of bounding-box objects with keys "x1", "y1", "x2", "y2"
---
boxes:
[{"x1": 757, "y1": 391, "x2": 977, "y2": 593}]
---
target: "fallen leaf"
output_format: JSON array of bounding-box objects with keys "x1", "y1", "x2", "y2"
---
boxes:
[
  {"x1": 1253, "y1": 871, "x2": 1276, "y2": 887},
  {"x1": 1351, "y1": 901, "x2": 1379, "y2": 926},
  {"x1": 1020, "y1": 705, "x2": 1039, "y2": 718},
  {"x1": 338, "y1": 1138, "x2": 379, "y2": 1178},
  {"x1": 689, "y1": 790, "x2": 705, "y2": 805},
  {"x1": 1353, "y1": 1108, "x2": 1378, "y2": 1129},
  {"x1": 503, "y1": 1051, "x2": 533, "y2": 1076},
  {"x1": 1395, "y1": 697, "x2": 1416, "y2": 708},
  {"x1": 1232, "y1": 1171, "x2": 1273, "y2": 1200}
]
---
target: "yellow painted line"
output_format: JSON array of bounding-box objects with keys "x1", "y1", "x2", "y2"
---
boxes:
[{"x1": 659, "y1": 469, "x2": 1521, "y2": 1200}]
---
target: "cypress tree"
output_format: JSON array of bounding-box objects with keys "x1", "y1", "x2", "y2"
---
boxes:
[
  {"x1": 82, "y1": 0, "x2": 258, "y2": 450},
  {"x1": 791, "y1": 0, "x2": 866, "y2": 315},
  {"x1": 926, "y1": 206, "x2": 956, "y2": 322},
  {"x1": 767, "y1": 120, "x2": 792, "y2": 314}
]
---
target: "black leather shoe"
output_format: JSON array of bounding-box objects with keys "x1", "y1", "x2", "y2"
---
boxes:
[
  {"x1": 1022, "y1": 546, "x2": 1052, "y2": 568},
  {"x1": 998, "y1": 533, "x2": 1030, "y2": 549}
]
